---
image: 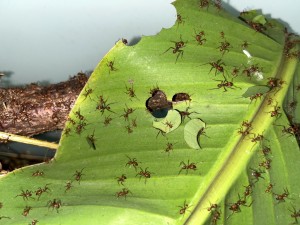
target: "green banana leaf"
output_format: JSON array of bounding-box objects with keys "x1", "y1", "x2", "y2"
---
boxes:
[{"x1": 1, "y1": 0, "x2": 300, "y2": 224}]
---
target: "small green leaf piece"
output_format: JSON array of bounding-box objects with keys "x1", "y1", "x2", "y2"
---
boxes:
[
  {"x1": 242, "y1": 85, "x2": 270, "y2": 98},
  {"x1": 252, "y1": 15, "x2": 267, "y2": 25},
  {"x1": 152, "y1": 109, "x2": 181, "y2": 133},
  {"x1": 184, "y1": 119, "x2": 206, "y2": 150}
]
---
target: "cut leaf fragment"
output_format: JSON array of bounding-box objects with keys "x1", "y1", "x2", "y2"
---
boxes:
[
  {"x1": 152, "y1": 109, "x2": 181, "y2": 133},
  {"x1": 184, "y1": 118, "x2": 206, "y2": 149},
  {"x1": 242, "y1": 85, "x2": 270, "y2": 98},
  {"x1": 252, "y1": 15, "x2": 267, "y2": 25}
]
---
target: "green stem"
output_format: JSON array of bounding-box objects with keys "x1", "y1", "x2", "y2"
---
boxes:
[
  {"x1": 0, "y1": 131, "x2": 58, "y2": 150},
  {"x1": 185, "y1": 49, "x2": 299, "y2": 224}
]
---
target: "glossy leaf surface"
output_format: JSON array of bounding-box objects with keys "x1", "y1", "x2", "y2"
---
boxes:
[{"x1": 0, "y1": 1, "x2": 299, "y2": 225}]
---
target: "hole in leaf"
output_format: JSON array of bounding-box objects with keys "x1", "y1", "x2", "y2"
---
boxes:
[
  {"x1": 146, "y1": 90, "x2": 172, "y2": 118},
  {"x1": 184, "y1": 119, "x2": 206, "y2": 149},
  {"x1": 172, "y1": 92, "x2": 192, "y2": 103},
  {"x1": 128, "y1": 36, "x2": 142, "y2": 46}
]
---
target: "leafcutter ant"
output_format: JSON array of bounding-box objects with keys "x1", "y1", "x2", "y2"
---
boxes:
[
  {"x1": 211, "y1": 208, "x2": 221, "y2": 225},
  {"x1": 220, "y1": 31, "x2": 225, "y2": 39},
  {"x1": 242, "y1": 64, "x2": 261, "y2": 79},
  {"x1": 96, "y1": 95, "x2": 115, "y2": 115},
  {"x1": 86, "y1": 129, "x2": 97, "y2": 150},
  {"x1": 265, "y1": 183, "x2": 275, "y2": 193},
  {"x1": 206, "y1": 202, "x2": 219, "y2": 212},
  {"x1": 267, "y1": 97, "x2": 273, "y2": 105},
  {"x1": 163, "y1": 120, "x2": 173, "y2": 129},
  {"x1": 177, "y1": 107, "x2": 198, "y2": 123},
  {"x1": 106, "y1": 59, "x2": 117, "y2": 74},
  {"x1": 35, "y1": 184, "x2": 50, "y2": 200},
  {"x1": 22, "y1": 206, "x2": 32, "y2": 217},
  {"x1": 76, "y1": 121, "x2": 87, "y2": 134},
  {"x1": 261, "y1": 146, "x2": 272, "y2": 156},
  {"x1": 238, "y1": 16, "x2": 267, "y2": 33},
  {"x1": 231, "y1": 67, "x2": 240, "y2": 77},
  {"x1": 199, "y1": 0, "x2": 210, "y2": 9},
  {"x1": 236, "y1": 194, "x2": 253, "y2": 207},
  {"x1": 226, "y1": 202, "x2": 240, "y2": 219},
  {"x1": 227, "y1": 194, "x2": 252, "y2": 219},
  {"x1": 259, "y1": 158, "x2": 272, "y2": 170},
  {"x1": 16, "y1": 190, "x2": 34, "y2": 201},
  {"x1": 121, "y1": 104, "x2": 135, "y2": 121},
  {"x1": 116, "y1": 188, "x2": 131, "y2": 199},
  {"x1": 47, "y1": 199, "x2": 62, "y2": 212},
  {"x1": 65, "y1": 181, "x2": 73, "y2": 192},
  {"x1": 149, "y1": 84, "x2": 160, "y2": 95},
  {"x1": 193, "y1": 29, "x2": 206, "y2": 45},
  {"x1": 268, "y1": 102, "x2": 281, "y2": 119},
  {"x1": 218, "y1": 40, "x2": 231, "y2": 56},
  {"x1": 237, "y1": 126, "x2": 251, "y2": 137},
  {"x1": 241, "y1": 120, "x2": 252, "y2": 129},
  {"x1": 155, "y1": 127, "x2": 167, "y2": 138},
  {"x1": 197, "y1": 127, "x2": 209, "y2": 148},
  {"x1": 29, "y1": 219, "x2": 39, "y2": 225},
  {"x1": 273, "y1": 188, "x2": 290, "y2": 203},
  {"x1": 67, "y1": 117, "x2": 76, "y2": 125},
  {"x1": 164, "y1": 142, "x2": 174, "y2": 155},
  {"x1": 73, "y1": 168, "x2": 85, "y2": 184},
  {"x1": 276, "y1": 123, "x2": 300, "y2": 137},
  {"x1": 75, "y1": 108, "x2": 85, "y2": 121},
  {"x1": 136, "y1": 167, "x2": 152, "y2": 183},
  {"x1": 176, "y1": 14, "x2": 186, "y2": 28},
  {"x1": 204, "y1": 59, "x2": 226, "y2": 78},
  {"x1": 179, "y1": 160, "x2": 197, "y2": 174},
  {"x1": 287, "y1": 100, "x2": 297, "y2": 113},
  {"x1": 250, "y1": 168, "x2": 265, "y2": 183},
  {"x1": 241, "y1": 41, "x2": 249, "y2": 49},
  {"x1": 116, "y1": 174, "x2": 127, "y2": 186},
  {"x1": 210, "y1": 79, "x2": 239, "y2": 92},
  {"x1": 243, "y1": 183, "x2": 253, "y2": 198},
  {"x1": 163, "y1": 35, "x2": 187, "y2": 63},
  {"x1": 131, "y1": 118, "x2": 137, "y2": 128},
  {"x1": 125, "y1": 156, "x2": 139, "y2": 171},
  {"x1": 250, "y1": 133, "x2": 266, "y2": 144},
  {"x1": 64, "y1": 127, "x2": 71, "y2": 136},
  {"x1": 249, "y1": 93, "x2": 263, "y2": 104},
  {"x1": 125, "y1": 83, "x2": 138, "y2": 100},
  {"x1": 266, "y1": 77, "x2": 285, "y2": 94},
  {"x1": 289, "y1": 205, "x2": 300, "y2": 224},
  {"x1": 125, "y1": 125, "x2": 133, "y2": 134},
  {"x1": 82, "y1": 87, "x2": 93, "y2": 101},
  {"x1": 103, "y1": 115, "x2": 113, "y2": 126},
  {"x1": 248, "y1": 21, "x2": 267, "y2": 33},
  {"x1": 178, "y1": 200, "x2": 191, "y2": 215},
  {"x1": 32, "y1": 170, "x2": 44, "y2": 177}
]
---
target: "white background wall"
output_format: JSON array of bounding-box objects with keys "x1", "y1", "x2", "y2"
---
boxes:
[{"x1": 0, "y1": 0, "x2": 299, "y2": 86}]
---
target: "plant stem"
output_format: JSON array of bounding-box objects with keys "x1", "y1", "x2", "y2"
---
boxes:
[{"x1": 0, "y1": 131, "x2": 58, "y2": 149}]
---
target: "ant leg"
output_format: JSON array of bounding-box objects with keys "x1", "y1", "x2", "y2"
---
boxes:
[{"x1": 162, "y1": 47, "x2": 175, "y2": 55}]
